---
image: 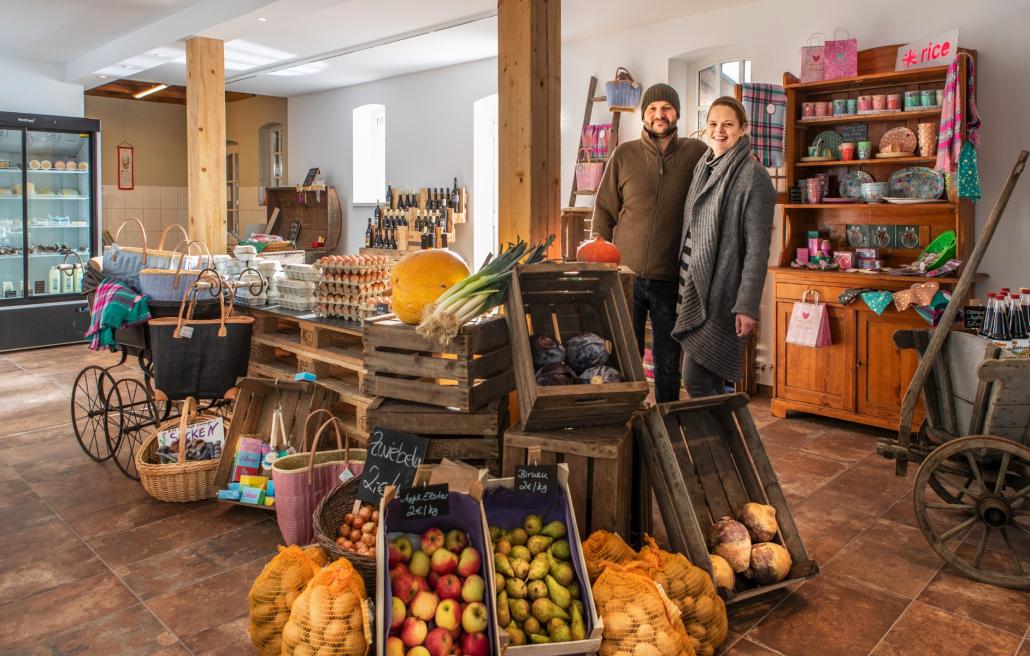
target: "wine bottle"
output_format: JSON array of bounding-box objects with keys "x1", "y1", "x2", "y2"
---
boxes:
[
  {"x1": 365, "y1": 219, "x2": 373, "y2": 248},
  {"x1": 451, "y1": 178, "x2": 460, "y2": 212}
]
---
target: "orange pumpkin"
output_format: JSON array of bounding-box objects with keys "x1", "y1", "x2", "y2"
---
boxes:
[
  {"x1": 576, "y1": 235, "x2": 620, "y2": 264},
  {"x1": 390, "y1": 249, "x2": 470, "y2": 324}
]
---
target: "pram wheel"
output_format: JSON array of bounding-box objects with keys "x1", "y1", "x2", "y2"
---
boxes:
[
  {"x1": 106, "y1": 378, "x2": 168, "y2": 480},
  {"x1": 71, "y1": 365, "x2": 120, "y2": 462}
]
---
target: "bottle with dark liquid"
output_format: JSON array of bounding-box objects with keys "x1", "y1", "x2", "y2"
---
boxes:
[
  {"x1": 1009, "y1": 293, "x2": 1027, "y2": 339},
  {"x1": 452, "y1": 177, "x2": 460, "y2": 211},
  {"x1": 386, "y1": 184, "x2": 393, "y2": 207},
  {"x1": 365, "y1": 219, "x2": 374, "y2": 248}
]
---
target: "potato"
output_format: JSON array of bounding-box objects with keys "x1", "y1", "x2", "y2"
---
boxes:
[
  {"x1": 294, "y1": 644, "x2": 315, "y2": 656},
  {"x1": 632, "y1": 644, "x2": 661, "y2": 656},
  {"x1": 282, "y1": 620, "x2": 304, "y2": 647},
  {"x1": 341, "y1": 630, "x2": 367, "y2": 655},
  {"x1": 693, "y1": 596, "x2": 716, "y2": 624},
  {"x1": 603, "y1": 610, "x2": 633, "y2": 637},
  {"x1": 321, "y1": 619, "x2": 347, "y2": 644},
  {"x1": 654, "y1": 630, "x2": 683, "y2": 654},
  {"x1": 634, "y1": 624, "x2": 656, "y2": 643},
  {"x1": 309, "y1": 587, "x2": 332, "y2": 626},
  {"x1": 686, "y1": 622, "x2": 708, "y2": 642}
]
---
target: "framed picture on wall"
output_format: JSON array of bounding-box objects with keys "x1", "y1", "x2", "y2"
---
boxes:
[{"x1": 117, "y1": 143, "x2": 134, "y2": 190}]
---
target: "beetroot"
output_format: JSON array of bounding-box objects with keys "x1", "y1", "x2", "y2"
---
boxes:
[
  {"x1": 535, "y1": 362, "x2": 577, "y2": 386},
  {"x1": 578, "y1": 365, "x2": 623, "y2": 385},
  {"x1": 564, "y1": 332, "x2": 611, "y2": 373},
  {"x1": 530, "y1": 334, "x2": 566, "y2": 369}
]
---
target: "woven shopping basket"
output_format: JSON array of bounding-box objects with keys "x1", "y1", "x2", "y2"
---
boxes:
[
  {"x1": 605, "y1": 67, "x2": 642, "y2": 112},
  {"x1": 139, "y1": 239, "x2": 214, "y2": 303},
  {"x1": 575, "y1": 147, "x2": 605, "y2": 192},
  {"x1": 102, "y1": 220, "x2": 190, "y2": 290},
  {"x1": 136, "y1": 397, "x2": 221, "y2": 502}
]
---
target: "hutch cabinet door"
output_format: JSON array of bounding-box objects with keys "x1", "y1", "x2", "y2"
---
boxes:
[
  {"x1": 856, "y1": 310, "x2": 926, "y2": 424},
  {"x1": 775, "y1": 301, "x2": 855, "y2": 411}
]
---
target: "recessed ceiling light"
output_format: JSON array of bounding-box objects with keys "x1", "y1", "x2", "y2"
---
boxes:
[
  {"x1": 123, "y1": 64, "x2": 134, "y2": 69},
  {"x1": 151, "y1": 52, "x2": 165, "y2": 57},
  {"x1": 257, "y1": 16, "x2": 267, "y2": 22},
  {"x1": 97, "y1": 74, "x2": 107, "y2": 79}
]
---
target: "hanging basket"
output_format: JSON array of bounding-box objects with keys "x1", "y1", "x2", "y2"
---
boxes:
[
  {"x1": 575, "y1": 147, "x2": 605, "y2": 192},
  {"x1": 136, "y1": 397, "x2": 221, "y2": 503},
  {"x1": 605, "y1": 67, "x2": 642, "y2": 112}
]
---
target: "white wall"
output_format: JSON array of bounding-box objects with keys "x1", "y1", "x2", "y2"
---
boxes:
[
  {"x1": 561, "y1": 0, "x2": 1030, "y2": 384},
  {"x1": 287, "y1": 58, "x2": 498, "y2": 265},
  {"x1": 0, "y1": 55, "x2": 84, "y2": 117}
]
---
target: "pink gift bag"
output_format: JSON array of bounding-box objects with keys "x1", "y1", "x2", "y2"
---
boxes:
[
  {"x1": 785, "y1": 291, "x2": 832, "y2": 347},
  {"x1": 800, "y1": 33, "x2": 825, "y2": 83},
  {"x1": 824, "y1": 28, "x2": 858, "y2": 80}
]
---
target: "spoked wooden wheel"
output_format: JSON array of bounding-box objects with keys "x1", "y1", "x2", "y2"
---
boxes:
[
  {"x1": 70, "y1": 365, "x2": 120, "y2": 462},
  {"x1": 105, "y1": 378, "x2": 168, "y2": 480},
  {"x1": 914, "y1": 435, "x2": 1030, "y2": 588}
]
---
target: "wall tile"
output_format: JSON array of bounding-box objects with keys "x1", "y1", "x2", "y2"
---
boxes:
[
  {"x1": 105, "y1": 208, "x2": 126, "y2": 230},
  {"x1": 160, "y1": 208, "x2": 178, "y2": 230},
  {"x1": 177, "y1": 188, "x2": 187, "y2": 209},
  {"x1": 141, "y1": 186, "x2": 161, "y2": 210},
  {"x1": 142, "y1": 208, "x2": 161, "y2": 233},
  {"x1": 122, "y1": 189, "x2": 141, "y2": 210},
  {"x1": 160, "y1": 187, "x2": 178, "y2": 210}
]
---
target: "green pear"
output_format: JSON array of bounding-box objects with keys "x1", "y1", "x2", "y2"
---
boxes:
[
  {"x1": 505, "y1": 624, "x2": 526, "y2": 646},
  {"x1": 508, "y1": 597, "x2": 530, "y2": 622},
  {"x1": 494, "y1": 553, "x2": 514, "y2": 577},
  {"x1": 506, "y1": 577, "x2": 528, "y2": 599},
  {"x1": 496, "y1": 591, "x2": 511, "y2": 627},
  {"x1": 567, "y1": 580, "x2": 581, "y2": 599},
  {"x1": 523, "y1": 514, "x2": 543, "y2": 535},
  {"x1": 548, "y1": 539, "x2": 571, "y2": 561},
  {"x1": 495, "y1": 572, "x2": 506, "y2": 590},
  {"x1": 571, "y1": 599, "x2": 584, "y2": 618},
  {"x1": 495, "y1": 536, "x2": 513, "y2": 556},
  {"x1": 545, "y1": 575, "x2": 572, "y2": 609},
  {"x1": 522, "y1": 616, "x2": 541, "y2": 635},
  {"x1": 540, "y1": 520, "x2": 567, "y2": 539},
  {"x1": 507, "y1": 528, "x2": 529, "y2": 546},
  {"x1": 548, "y1": 618, "x2": 572, "y2": 642},
  {"x1": 528, "y1": 553, "x2": 550, "y2": 581},
  {"x1": 489, "y1": 525, "x2": 503, "y2": 542},
  {"x1": 527, "y1": 580, "x2": 548, "y2": 600},
  {"x1": 511, "y1": 557, "x2": 530, "y2": 580},
  {"x1": 531, "y1": 598, "x2": 570, "y2": 623},
  {"x1": 529, "y1": 634, "x2": 551, "y2": 644},
  {"x1": 548, "y1": 557, "x2": 575, "y2": 586},
  {"x1": 570, "y1": 603, "x2": 586, "y2": 641},
  {"x1": 510, "y1": 545, "x2": 532, "y2": 562},
  {"x1": 527, "y1": 535, "x2": 554, "y2": 556}
]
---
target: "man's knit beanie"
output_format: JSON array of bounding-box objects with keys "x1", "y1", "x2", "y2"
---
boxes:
[{"x1": 640, "y1": 83, "x2": 680, "y2": 116}]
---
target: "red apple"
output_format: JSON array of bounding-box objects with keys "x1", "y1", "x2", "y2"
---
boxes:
[
  {"x1": 409, "y1": 550, "x2": 431, "y2": 578},
  {"x1": 410, "y1": 590, "x2": 440, "y2": 622},
  {"x1": 393, "y1": 571, "x2": 420, "y2": 605},
  {"x1": 430, "y1": 548, "x2": 458, "y2": 576},
  {"x1": 435, "y1": 574, "x2": 462, "y2": 600},
  {"x1": 462, "y1": 632, "x2": 490, "y2": 656},
  {"x1": 424, "y1": 627, "x2": 454, "y2": 656},
  {"x1": 388, "y1": 543, "x2": 405, "y2": 568},
  {"x1": 453, "y1": 644, "x2": 463, "y2": 656},
  {"x1": 390, "y1": 563, "x2": 409, "y2": 583},
  {"x1": 386, "y1": 636, "x2": 405, "y2": 656},
  {"x1": 434, "y1": 598, "x2": 462, "y2": 632},
  {"x1": 420, "y1": 528, "x2": 445, "y2": 555},
  {"x1": 461, "y1": 601, "x2": 489, "y2": 634},
  {"x1": 444, "y1": 529, "x2": 468, "y2": 553},
  {"x1": 456, "y1": 546, "x2": 481, "y2": 578},
  {"x1": 401, "y1": 617, "x2": 427, "y2": 648},
  {"x1": 390, "y1": 596, "x2": 407, "y2": 630},
  {"x1": 427, "y1": 571, "x2": 440, "y2": 590},
  {"x1": 392, "y1": 536, "x2": 414, "y2": 563},
  {"x1": 460, "y1": 574, "x2": 485, "y2": 602}
]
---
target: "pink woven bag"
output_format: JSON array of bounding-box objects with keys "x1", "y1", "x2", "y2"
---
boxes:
[{"x1": 271, "y1": 410, "x2": 366, "y2": 545}]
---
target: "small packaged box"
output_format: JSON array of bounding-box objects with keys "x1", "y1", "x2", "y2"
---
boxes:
[
  {"x1": 855, "y1": 248, "x2": 880, "y2": 260},
  {"x1": 239, "y1": 474, "x2": 269, "y2": 489},
  {"x1": 263, "y1": 497, "x2": 276, "y2": 507},
  {"x1": 833, "y1": 251, "x2": 855, "y2": 270},
  {"x1": 239, "y1": 485, "x2": 266, "y2": 505},
  {"x1": 217, "y1": 489, "x2": 243, "y2": 501},
  {"x1": 228, "y1": 482, "x2": 241, "y2": 491},
  {"x1": 858, "y1": 258, "x2": 883, "y2": 270},
  {"x1": 266, "y1": 481, "x2": 275, "y2": 497},
  {"x1": 237, "y1": 437, "x2": 264, "y2": 469},
  {"x1": 232, "y1": 461, "x2": 259, "y2": 482}
]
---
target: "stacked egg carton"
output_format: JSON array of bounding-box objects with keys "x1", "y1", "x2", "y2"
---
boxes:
[
  {"x1": 234, "y1": 269, "x2": 268, "y2": 307},
  {"x1": 254, "y1": 257, "x2": 283, "y2": 304},
  {"x1": 314, "y1": 254, "x2": 391, "y2": 322},
  {"x1": 278, "y1": 263, "x2": 319, "y2": 311}
]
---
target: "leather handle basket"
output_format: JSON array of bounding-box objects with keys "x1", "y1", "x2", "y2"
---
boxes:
[{"x1": 135, "y1": 397, "x2": 221, "y2": 503}]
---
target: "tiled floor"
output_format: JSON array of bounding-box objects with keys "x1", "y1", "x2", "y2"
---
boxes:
[{"x1": 0, "y1": 344, "x2": 1027, "y2": 655}]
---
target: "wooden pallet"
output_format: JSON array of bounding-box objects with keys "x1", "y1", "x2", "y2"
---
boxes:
[
  {"x1": 505, "y1": 262, "x2": 648, "y2": 430},
  {"x1": 634, "y1": 394, "x2": 818, "y2": 604},
  {"x1": 502, "y1": 421, "x2": 633, "y2": 538},
  {"x1": 362, "y1": 314, "x2": 514, "y2": 412}
]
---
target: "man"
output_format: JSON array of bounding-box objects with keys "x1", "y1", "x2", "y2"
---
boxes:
[{"x1": 592, "y1": 83, "x2": 708, "y2": 403}]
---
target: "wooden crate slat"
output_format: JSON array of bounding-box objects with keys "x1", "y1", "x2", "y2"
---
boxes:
[
  {"x1": 504, "y1": 429, "x2": 624, "y2": 459},
  {"x1": 365, "y1": 349, "x2": 474, "y2": 382},
  {"x1": 678, "y1": 412, "x2": 735, "y2": 525},
  {"x1": 363, "y1": 375, "x2": 474, "y2": 410},
  {"x1": 366, "y1": 399, "x2": 504, "y2": 436},
  {"x1": 715, "y1": 408, "x2": 767, "y2": 503},
  {"x1": 697, "y1": 411, "x2": 752, "y2": 515},
  {"x1": 469, "y1": 345, "x2": 515, "y2": 379},
  {"x1": 564, "y1": 453, "x2": 590, "y2": 532},
  {"x1": 632, "y1": 415, "x2": 691, "y2": 555}
]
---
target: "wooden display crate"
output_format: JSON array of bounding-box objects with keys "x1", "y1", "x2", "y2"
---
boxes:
[
  {"x1": 364, "y1": 397, "x2": 508, "y2": 472},
  {"x1": 633, "y1": 394, "x2": 818, "y2": 604},
  {"x1": 362, "y1": 314, "x2": 514, "y2": 411},
  {"x1": 502, "y1": 421, "x2": 633, "y2": 538},
  {"x1": 505, "y1": 262, "x2": 648, "y2": 430}
]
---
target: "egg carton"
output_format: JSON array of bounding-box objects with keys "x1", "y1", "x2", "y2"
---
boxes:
[
  {"x1": 319, "y1": 270, "x2": 389, "y2": 284},
  {"x1": 315, "y1": 254, "x2": 391, "y2": 274},
  {"x1": 284, "y1": 263, "x2": 320, "y2": 281},
  {"x1": 234, "y1": 294, "x2": 268, "y2": 307},
  {"x1": 318, "y1": 282, "x2": 390, "y2": 295},
  {"x1": 277, "y1": 297, "x2": 317, "y2": 312},
  {"x1": 277, "y1": 278, "x2": 316, "y2": 294},
  {"x1": 314, "y1": 304, "x2": 388, "y2": 322}
]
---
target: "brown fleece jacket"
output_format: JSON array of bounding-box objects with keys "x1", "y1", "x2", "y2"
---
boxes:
[{"x1": 591, "y1": 130, "x2": 708, "y2": 281}]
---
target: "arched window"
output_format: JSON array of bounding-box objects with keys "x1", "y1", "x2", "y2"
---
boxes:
[
  {"x1": 695, "y1": 60, "x2": 751, "y2": 133},
  {"x1": 352, "y1": 104, "x2": 386, "y2": 204},
  {"x1": 258, "y1": 122, "x2": 284, "y2": 204}
]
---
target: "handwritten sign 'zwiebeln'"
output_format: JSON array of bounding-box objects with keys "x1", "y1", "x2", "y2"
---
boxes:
[
  {"x1": 356, "y1": 427, "x2": 428, "y2": 505},
  {"x1": 397, "y1": 484, "x2": 450, "y2": 519},
  {"x1": 515, "y1": 465, "x2": 558, "y2": 496}
]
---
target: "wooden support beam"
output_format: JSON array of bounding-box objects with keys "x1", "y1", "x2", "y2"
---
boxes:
[
  {"x1": 186, "y1": 36, "x2": 227, "y2": 253},
  {"x1": 497, "y1": 0, "x2": 561, "y2": 256}
]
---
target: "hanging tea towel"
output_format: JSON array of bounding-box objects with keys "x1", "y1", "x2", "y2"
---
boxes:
[
  {"x1": 958, "y1": 140, "x2": 981, "y2": 200},
  {"x1": 741, "y1": 83, "x2": 786, "y2": 167},
  {"x1": 936, "y1": 54, "x2": 981, "y2": 173}
]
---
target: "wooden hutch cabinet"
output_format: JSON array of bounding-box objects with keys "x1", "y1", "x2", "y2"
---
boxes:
[{"x1": 770, "y1": 45, "x2": 978, "y2": 430}]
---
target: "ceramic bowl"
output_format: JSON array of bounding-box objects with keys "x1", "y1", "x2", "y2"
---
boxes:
[{"x1": 860, "y1": 182, "x2": 891, "y2": 204}]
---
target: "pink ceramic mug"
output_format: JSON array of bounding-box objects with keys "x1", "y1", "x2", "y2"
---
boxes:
[
  {"x1": 840, "y1": 142, "x2": 856, "y2": 161},
  {"x1": 872, "y1": 95, "x2": 887, "y2": 111},
  {"x1": 802, "y1": 102, "x2": 815, "y2": 118},
  {"x1": 857, "y1": 95, "x2": 873, "y2": 112},
  {"x1": 806, "y1": 178, "x2": 824, "y2": 203},
  {"x1": 814, "y1": 101, "x2": 828, "y2": 117},
  {"x1": 887, "y1": 94, "x2": 902, "y2": 110}
]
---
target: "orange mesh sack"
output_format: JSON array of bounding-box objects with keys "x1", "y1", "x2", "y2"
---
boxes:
[
  {"x1": 248, "y1": 545, "x2": 324, "y2": 656},
  {"x1": 638, "y1": 536, "x2": 728, "y2": 655},
  {"x1": 582, "y1": 530, "x2": 639, "y2": 582},
  {"x1": 281, "y1": 558, "x2": 371, "y2": 656},
  {"x1": 592, "y1": 562, "x2": 695, "y2": 656}
]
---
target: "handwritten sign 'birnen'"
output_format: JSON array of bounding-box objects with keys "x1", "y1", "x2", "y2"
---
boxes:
[
  {"x1": 397, "y1": 484, "x2": 450, "y2": 519},
  {"x1": 515, "y1": 465, "x2": 558, "y2": 496},
  {"x1": 356, "y1": 427, "x2": 428, "y2": 504}
]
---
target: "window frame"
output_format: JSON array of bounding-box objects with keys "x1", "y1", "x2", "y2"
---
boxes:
[
  {"x1": 695, "y1": 59, "x2": 752, "y2": 134},
  {"x1": 352, "y1": 103, "x2": 386, "y2": 205}
]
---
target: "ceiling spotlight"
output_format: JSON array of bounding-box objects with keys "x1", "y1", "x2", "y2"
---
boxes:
[
  {"x1": 97, "y1": 74, "x2": 107, "y2": 79},
  {"x1": 133, "y1": 83, "x2": 168, "y2": 99},
  {"x1": 123, "y1": 64, "x2": 134, "y2": 69},
  {"x1": 257, "y1": 16, "x2": 267, "y2": 22}
]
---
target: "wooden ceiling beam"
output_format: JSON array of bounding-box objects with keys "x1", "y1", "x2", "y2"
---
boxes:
[{"x1": 85, "y1": 79, "x2": 256, "y2": 104}]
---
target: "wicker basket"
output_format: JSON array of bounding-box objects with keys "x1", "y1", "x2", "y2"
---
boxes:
[
  {"x1": 314, "y1": 478, "x2": 377, "y2": 596},
  {"x1": 605, "y1": 67, "x2": 642, "y2": 112},
  {"x1": 575, "y1": 147, "x2": 605, "y2": 192},
  {"x1": 136, "y1": 397, "x2": 221, "y2": 503}
]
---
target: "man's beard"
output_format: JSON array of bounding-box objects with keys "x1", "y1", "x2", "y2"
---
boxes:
[{"x1": 644, "y1": 121, "x2": 677, "y2": 139}]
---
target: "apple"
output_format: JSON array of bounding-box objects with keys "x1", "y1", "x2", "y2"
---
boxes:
[
  {"x1": 401, "y1": 617, "x2": 428, "y2": 648},
  {"x1": 444, "y1": 529, "x2": 468, "y2": 553},
  {"x1": 410, "y1": 590, "x2": 440, "y2": 622},
  {"x1": 420, "y1": 528, "x2": 445, "y2": 556},
  {"x1": 389, "y1": 543, "x2": 405, "y2": 568},
  {"x1": 427, "y1": 571, "x2": 440, "y2": 590},
  {"x1": 435, "y1": 574, "x2": 462, "y2": 600},
  {"x1": 393, "y1": 571, "x2": 419, "y2": 605},
  {"x1": 430, "y1": 548, "x2": 458, "y2": 576},
  {"x1": 460, "y1": 574, "x2": 485, "y2": 603},
  {"x1": 461, "y1": 601, "x2": 489, "y2": 634},
  {"x1": 409, "y1": 550, "x2": 431, "y2": 578},
  {"x1": 392, "y1": 536, "x2": 414, "y2": 563},
  {"x1": 435, "y1": 598, "x2": 462, "y2": 632},
  {"x1": 456, "y1": 547, "x2": 482, "y2": 578},
  {"x1": 390, "y1": 596, "x2": 407, "y2": 630},
  {"x1": 390, "y1": 563, "x2": 409, "y2": 582},
  {"x1": 462, "y1": 632, "x2": 490, "y2": 656},
  {"x1": 424, "y1": 627, "x2": 454, "y2": 656},
  {"x1": 408, "y1": 647, "x2": 431, "y2": 656},
  {"x1": 386, "y1": 636, "x2": 405, "y2": 656}
]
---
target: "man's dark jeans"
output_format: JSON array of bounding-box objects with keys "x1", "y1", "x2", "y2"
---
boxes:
[{"x1": 632, "y1": 277, "x2": 682, "y2": 403}]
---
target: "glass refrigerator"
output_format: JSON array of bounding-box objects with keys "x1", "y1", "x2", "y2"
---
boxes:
[{"x1": 0, "y1": 111, "x2": 100, "y2": 351}]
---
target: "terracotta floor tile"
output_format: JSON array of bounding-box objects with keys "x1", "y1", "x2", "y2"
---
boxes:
[
  {"x1": 799, "y1": 427, "x2": 880, "y2": 464},
  {"x1": 747, "y1": 572, "x2": 908, "y2": 656},
  {"x1": 67, "y1": 497, "x2": 213, "y2": 542},
  {"x1": 870, "y1": 601, "x2": 1021, "y2": 656},
  {"x1": 28, "y1": 603, "x2": 184, "y2": 655},
  {"x1": 881, "y1": 493, "x2": 919, "y2": 528},
  {"x1": 4, "y1": 516, "x2": 82, "y2": 555},
  {"x1": 145, "y1": 557, "x2": 267, "y2": 640},
  {"x1": 0, "y1": 536, "x2": 107, "y2": 606},
  {"x1": 791, "y1": 494, "x2": 878, "y2": 565},
  {"x1": 754, "y1": 419, "x2": 826, "y2": 451},
  {"x1": 1018, "y1": 639, "x2": 1029, "y2": 656},
  {"x1": 30, "y1": 462, "x2": 153, "y2": 516},
  {"x1": 0, "y1": 489, "x2": 57, "y2": 532},
  {"x1": 181, "y1": 614, "x2": 254, "y2": 656},
  {"x1": 722, "y1": 638, "x2": 786, "y2": 655},
  {"x1": 726, "y1": 588, "x2": 794, "y2": 635},
  {"x1": 761, "y1": 448, "x2": 850, "y2": 501},
  {"x1": 809, "y1": 455, "x2": 913, "y2": 517},
  {"x1": 823, "y1": 518, "x2": 944, "y2": 598},
  {"x1": 0, "y1": 570, "x2": 137, "y2": 649},
  {"x1": 120, "y1": 520, "x2": 282, "y2": 599}
]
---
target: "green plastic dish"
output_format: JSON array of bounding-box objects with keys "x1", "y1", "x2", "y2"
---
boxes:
[{"x1": 920, "y1": 230, "x2": 956, "y2": 270}]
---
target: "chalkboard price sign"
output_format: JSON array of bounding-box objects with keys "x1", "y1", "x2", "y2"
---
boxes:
[
  {"x1": 397, "y1": 483, "x2": 450, "y2": 519},
  {"x1": 515, "y1": 465, "x2": 558, "y2": 496},
  {"x1": 356, "y1": 427, "x2": 429, "y2": 505},
  {"x1": 963, "y1": 306, "x2": 986, "y2": 331}
]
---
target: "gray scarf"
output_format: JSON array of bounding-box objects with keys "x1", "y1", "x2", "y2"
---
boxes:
[{"x1": 676, "y1": 135, "x2": 754, "y2": 332}]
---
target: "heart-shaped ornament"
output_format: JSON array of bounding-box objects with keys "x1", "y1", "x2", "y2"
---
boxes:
[
  {"x1": 861, "y1": 290, "x2": 894, "y2": 316},
  {"x1": 911, "y1": 282, "x2": 939, "y2": 306},
  {"x1": 894, "y1": 289, "x2": 915, "y2": 311}
]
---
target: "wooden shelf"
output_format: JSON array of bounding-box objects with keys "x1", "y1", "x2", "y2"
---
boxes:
[
  {"x1": 796, "y1": 156, "x2": 935, "y2": 168},
  {"x1": 785, "y1": 66, "x2": 949, "y2": 93},
  {"x1": 782, "y1": 203, "x2": 954, "y2": 210},
  {"x1": 797, "y1": 109, "x2": 941, "y2": 127},
  {"x1": 769, "y1": 266, "x2": 987, "y2": 286}
]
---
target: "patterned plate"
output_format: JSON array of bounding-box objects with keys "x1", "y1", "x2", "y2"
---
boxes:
[
  {"x1": 813, "y1": 130, "x2": 844, "y2": 160},
  {"x1": 880, "y1": 127, "x2": 917, "y2": 153},
  {"x1": 889, "y1": 167, "x2": 945, "y2": 199},
  {"x1": 840, "y1": 171, "x2": 874, "y2": 199}
]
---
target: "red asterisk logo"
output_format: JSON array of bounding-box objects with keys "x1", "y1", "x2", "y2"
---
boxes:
[{"x1": 903, "y1": 49, "x2": 918, "y2": 66}]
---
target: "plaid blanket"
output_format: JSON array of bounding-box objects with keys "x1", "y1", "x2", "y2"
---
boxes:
[
  {"x1": 84, "y1": 278, "x2": 151, "y2": 350},
  {"x1": 936, "y1": 54, "x2": 981, "y2": 173},
  {"x1": 741, "y1": 83, "x2": 786, "y2": 167}
]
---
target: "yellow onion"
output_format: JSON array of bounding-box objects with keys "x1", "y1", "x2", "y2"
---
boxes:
[
  {"x1": 710, "y1": 517, "x2": 751, "y2": 573},
  {"x1": 738, "y1": 503, "x2": 779, "y2": 542},
  {"x1": 708, "y1": 554, "x2": 735, "y2": 592},
  {"x1": 749, "y1": 543, "x2": 792, "y2": 584}
]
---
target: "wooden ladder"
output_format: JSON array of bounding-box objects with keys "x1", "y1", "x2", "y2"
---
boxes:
[{"x1": 567, "y1": 76, "x2": 625, "y2": 207}]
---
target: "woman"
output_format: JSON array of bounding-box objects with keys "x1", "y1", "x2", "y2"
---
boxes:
[{"x1": 671, "y1": 96, "x2": 776, "y2": 397}]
